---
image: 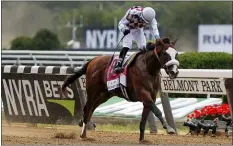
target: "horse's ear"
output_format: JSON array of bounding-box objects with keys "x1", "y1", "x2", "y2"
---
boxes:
[
  {"x1": 172, "y1": 38, "x2": 178, "y2": 45},
  {"x1": 154, "y1": 39, "x2": 164, "y2": 54},
  {"x1": 162, "y1": 37, "x2": 170, "y2": 44}
]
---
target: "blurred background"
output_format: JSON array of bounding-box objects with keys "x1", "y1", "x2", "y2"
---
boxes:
[{"x1": 2, "y1": 1, "x2": 232, "y2": 52}]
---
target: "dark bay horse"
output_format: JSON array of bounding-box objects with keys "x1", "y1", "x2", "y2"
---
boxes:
[{"x1": 62, "y1": 37, "x2": 180, "y2": 142}]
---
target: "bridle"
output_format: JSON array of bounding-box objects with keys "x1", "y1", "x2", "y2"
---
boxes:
[
  {"x1": 143, "y1": 40, "x2": 164, "y2": 75},
  {"x1": 143, "y1": 38, "x2": 179, "y2": 78},
  {"x1": 153, "y1": 39, "x2": 166, "y2": 68},
  {"x1": 150, "y1": 39, "x2": 176, "y2": 75}
]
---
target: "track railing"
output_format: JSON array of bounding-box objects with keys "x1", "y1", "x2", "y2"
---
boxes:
[{"x1": 2, "y1": 50, "x2": 184, "y2": 67}]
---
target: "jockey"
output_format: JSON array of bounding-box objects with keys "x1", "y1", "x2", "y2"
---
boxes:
[{"x1": 114, "y1": 6, "x2": 160, "y2": 74}]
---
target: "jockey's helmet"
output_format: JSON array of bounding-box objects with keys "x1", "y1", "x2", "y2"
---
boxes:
[{"x1": 141, "y1": 7, "x2": 156, "y2": 23}]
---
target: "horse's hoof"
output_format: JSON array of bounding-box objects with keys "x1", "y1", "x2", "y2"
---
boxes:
[
  {"x1": 80, "y1": 134, "x2": 86, "y2": 139},
  {"x1": 80, "y1": 133, "x2": 87, "y2": 138},
  {"x1": 78, "y1": 120, "x2": 83, "y2": 127},
  {"x1": 150, "y1": 131, "x2": 157, "y2": 135},
  {"x1": 87, "y1": 121, "x2": 96, "y2": 130},
  {"x1": 167, "y1": 130, "x2": 176, "y2": 135},
  {"x1": 139, "y1": 139, "x2": 145, "y2": 144},
  {"x1": 167, "y1": 125, "x2": 176, "y2": 134},
  {"x1": 163, "y1": 125, "x2": 167, "y2": 129},
  {"x1": 139, "y1": 140, "x2": 152, "y2": 144}
]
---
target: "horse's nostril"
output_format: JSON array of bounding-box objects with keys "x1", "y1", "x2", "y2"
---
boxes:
[{"x1": 170, "y1": 71, "x2": 176, "y2": 76}]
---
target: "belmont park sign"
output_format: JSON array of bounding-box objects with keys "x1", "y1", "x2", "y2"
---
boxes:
[
  {"x1": 161, "y1": 78, "x2": 226, "y2": 95},
  {"x1": 77, "y1": 75, "x2": 226, "y2": 95}
]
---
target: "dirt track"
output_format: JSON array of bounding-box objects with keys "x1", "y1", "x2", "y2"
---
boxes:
[{"x1": 2, "y1": 122, "x2": 232, "y2": 145}]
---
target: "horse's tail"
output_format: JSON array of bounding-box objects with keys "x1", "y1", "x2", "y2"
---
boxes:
[{"x1": 62, "y1": 59, "x2": 93, "y2": 90}]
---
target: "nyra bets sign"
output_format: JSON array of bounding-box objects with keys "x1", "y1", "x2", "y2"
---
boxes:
[
  {"x1": 1, "y1": 73, "x2": 82, "y2": 124},
  {"x1": 161, "y1": 78, "x2": 226, "y2": 95},
  {"x1": 85, "y1": 28, "x2": 154, "y2": 49},
  {"x1": 198, "y1": 25, "x2": 232, "y2": 54}
]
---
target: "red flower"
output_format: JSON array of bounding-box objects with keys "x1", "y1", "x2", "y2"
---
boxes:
[
  {"x1": 186, "y1": 104, "x2": 230, "y2": 121},
  {"x1": 191, "y1": 113, "x2": 194, "y2": 117}
]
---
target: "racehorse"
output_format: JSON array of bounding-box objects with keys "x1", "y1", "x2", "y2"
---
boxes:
[{"x1": 61, "y1": 37, "x2": 180, "y2": 142}]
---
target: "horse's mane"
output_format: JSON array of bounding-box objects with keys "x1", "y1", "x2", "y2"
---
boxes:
[
  {"x1": 146, "y1": 37, "x2": 171, "y2": 51},
  {"x1": 160, "y1": 37, "x2": 171, "y2": 44}
]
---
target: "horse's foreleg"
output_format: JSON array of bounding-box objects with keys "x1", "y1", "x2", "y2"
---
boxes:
[
  {"x1": 139, "y1": 105, "x2": 151, "y2": 142},
  {"x1": 151, "y1": 103, "x2": 167, "y2": 129},
  {"x1": 151, "y1": 103, "x2": 176, "y2": 134},
  {"x1": 137, "y1": 89, "x2": 156, "y2": 142},
  {"x1": 151, "y1": 104, "x2": 167, "y2": 129},
  {"x1": 150, "y1": 90, "x2": 167, "y2": 129}
]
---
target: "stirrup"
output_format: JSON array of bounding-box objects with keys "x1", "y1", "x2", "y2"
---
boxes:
[
  {"x1": 114, "y1": 66, "x2": 124, "y2": 74},
  {"x1": 114, "y1": 61, "x2": 123, "y2": 73},
  {"x1": 113, "y1": 58, "x2": 124, "y2": 73}
]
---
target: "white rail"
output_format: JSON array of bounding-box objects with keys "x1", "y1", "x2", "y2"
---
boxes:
[
  {"x1": 2, "y1": 50, "x2": 184, "y2": 67},
  {"x1": 161, "y1": 69, "x2": 232, "y2": 78}
]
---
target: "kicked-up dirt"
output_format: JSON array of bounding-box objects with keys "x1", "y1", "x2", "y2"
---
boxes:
[{"x1": 2, "y1": 121, "x2": 232, "y2": 145}]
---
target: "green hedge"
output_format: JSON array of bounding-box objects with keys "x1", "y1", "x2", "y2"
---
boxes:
[
  {"x1": 178, "y1": 52, "x2": 232, "y2": 69},
  {"x1": 10, "y1": 28, "x2": 61, "y2": 50},
  {"x1": 168, "y1": 52, "x2": 232, "y2": 99},
  {"x1": 10, "y1": 36, "x2": 33, "y2": 50}
]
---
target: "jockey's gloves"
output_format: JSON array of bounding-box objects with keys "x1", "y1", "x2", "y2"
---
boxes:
[{"x1": 123, "y1": 29, "x2": 130, "y2": 36}]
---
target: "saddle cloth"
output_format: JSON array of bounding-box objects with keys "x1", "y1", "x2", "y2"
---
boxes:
[{"x1": 106, "y1": 53, "x2": 138, "y2": 91}]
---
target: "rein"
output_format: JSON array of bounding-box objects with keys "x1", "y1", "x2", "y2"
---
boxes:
[
  {"x1": 142, "y1": 39, "x2": 174, "y2": 75},
  {"x1": 153, "y1": 42, "x2": 174, "y2": 71},
  {"x1": 154, "y1": 49, "x2": 163, "y2": 68},
  {"x1": 143, "y1": 48, "x2": 162, "y2": 76},
  {"x1": 154, "y1": 50, "x2": 162, "y2": 75}
]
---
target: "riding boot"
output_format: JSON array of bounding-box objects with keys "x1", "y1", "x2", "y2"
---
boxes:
[{"x1": 114, "y1": 47, "x2": 129, "y2": 74}]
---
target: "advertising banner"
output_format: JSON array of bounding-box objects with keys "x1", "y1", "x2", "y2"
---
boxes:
[
  {"x1": 1, "y1": 73, "x2": 82, "y2": 124},
  {"x1": 198, "y1": 25, "x2": 232, "y2": 54},
  {"x1": 84, "y1": 28, "x2": 154, "y2": 49}
]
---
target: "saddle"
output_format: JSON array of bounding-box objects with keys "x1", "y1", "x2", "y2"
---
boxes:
[{"x1": 106, "y1": 52, "x2": 140, "y2": 92}]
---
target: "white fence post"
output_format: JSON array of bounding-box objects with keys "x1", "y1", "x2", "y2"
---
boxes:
[{"x1": 224, "y1": 78, "x2": 233, "y2": 119}]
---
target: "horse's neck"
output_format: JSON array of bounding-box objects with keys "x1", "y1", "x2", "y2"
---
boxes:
[{"x1": 144, "y1": 51, "x2": 161, "y2": 75}]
